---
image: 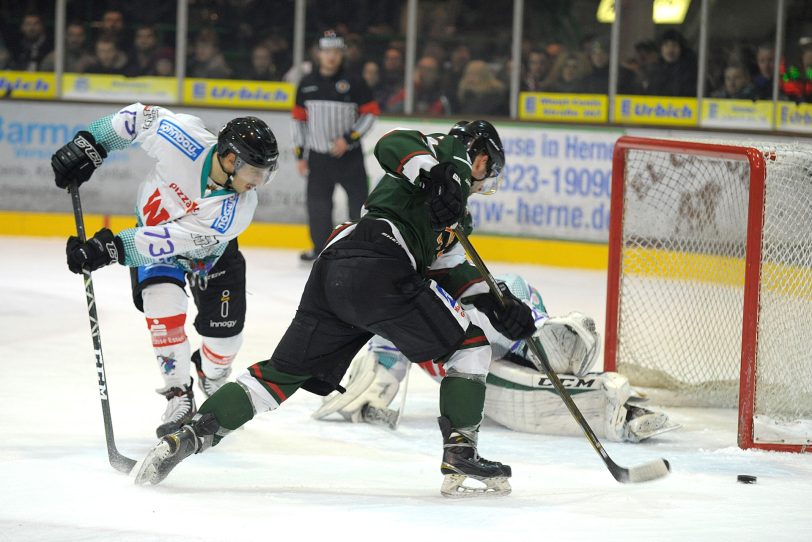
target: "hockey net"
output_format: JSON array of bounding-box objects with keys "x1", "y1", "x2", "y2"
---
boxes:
[{"x1": 605, "y1": 136, "x2": 812, "y2": 452}]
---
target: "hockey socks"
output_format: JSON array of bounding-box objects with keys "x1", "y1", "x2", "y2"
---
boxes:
[
  {"x1": 439, "y1": 375, "x2": 486, "y2": 429},
  {"x1": 198, "y1": 382, "x2": 255, "y2": 433}
]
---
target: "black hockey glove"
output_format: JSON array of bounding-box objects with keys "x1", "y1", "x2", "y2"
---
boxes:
[
  {"x1": 66, "y1": 228, "x2": 124, "y2": 274},
  {"x1": 52, "y1": 131, "x2": 107, "y2": 189},
  {"x1": 472, "y1": 282, "x2": 537, "y2": 341},
  {"x1": 424, "y1": 162, "x2": 464, "y2": 231}
]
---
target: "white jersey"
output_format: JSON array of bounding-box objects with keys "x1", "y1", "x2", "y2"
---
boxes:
[{"x1": 103, "y1": 102, "x2": 257, "y2": 274}]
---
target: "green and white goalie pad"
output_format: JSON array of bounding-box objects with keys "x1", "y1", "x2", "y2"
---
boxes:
[{"x1": 484, "y1": 360, "x2": 679, "y2": 442}]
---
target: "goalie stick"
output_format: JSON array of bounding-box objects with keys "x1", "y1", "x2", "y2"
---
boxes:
[
  {"x1": 69, "y1": 183, "x2": 137, "y2": 474},
  {"x1": 453, "y1": 226, "x2": 670, "y2": 484}
]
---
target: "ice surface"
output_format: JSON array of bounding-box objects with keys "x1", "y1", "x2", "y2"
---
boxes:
[{"x1": 1, "y1": 237, "x2": 810, "y2": 541}]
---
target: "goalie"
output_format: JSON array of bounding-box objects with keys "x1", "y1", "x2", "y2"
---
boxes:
[{"x1": 313, "y1": 273, "x2": 678, "y2": 443}]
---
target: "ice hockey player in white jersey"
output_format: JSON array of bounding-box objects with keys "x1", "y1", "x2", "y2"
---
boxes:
[
  {"x1": 313, "y1": 273, "x2": 678, "y2": 444},
  {"x1": 52, "y1": 103, "x2": 279, "y2": 437}
]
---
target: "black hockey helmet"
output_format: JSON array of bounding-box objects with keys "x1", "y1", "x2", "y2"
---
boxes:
[
  {"x1": 217, "y1": 116, "x2": 279, "y2": 170},
  {"x1": 448, "y1": 120, "x2": 505, "y2": 181}
]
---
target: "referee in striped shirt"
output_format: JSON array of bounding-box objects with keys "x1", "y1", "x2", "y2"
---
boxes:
[{"x1": 292, "y1": 30, "x2": 381, "y2": 261}]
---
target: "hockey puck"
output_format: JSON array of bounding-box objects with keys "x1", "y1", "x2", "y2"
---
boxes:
[{"x1": 737, "y1": 474, "x2": 757, "y2": 484}]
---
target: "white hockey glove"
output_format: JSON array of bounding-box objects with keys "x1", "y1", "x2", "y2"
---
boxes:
[
  {"x1": 529, "y1": 311, "x2": 600, "y2": 377},
  {"x1": 312, "y1": 349, "x2": 401, "y2": 422}
]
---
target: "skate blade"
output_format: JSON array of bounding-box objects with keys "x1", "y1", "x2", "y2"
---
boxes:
[
  {"x1": 440, "y1": 474, "x2": 512, "y2": 498},
  {"x1": 133, "y1": 440, "x2": 173, "y2": 486}
]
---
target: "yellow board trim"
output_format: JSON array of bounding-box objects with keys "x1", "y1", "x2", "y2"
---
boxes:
[{"x1": 0, "y1": 210, "x2": 608, "y2": 269}]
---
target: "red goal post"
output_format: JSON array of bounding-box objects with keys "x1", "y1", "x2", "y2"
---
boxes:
[{"x1": 605, "y1": 135, "x2": 811, "y2": 453}]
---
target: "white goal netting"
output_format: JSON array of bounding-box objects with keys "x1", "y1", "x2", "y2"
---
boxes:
[{"x1": 613, "y1": 139, "x2": 812, "y2": 447}]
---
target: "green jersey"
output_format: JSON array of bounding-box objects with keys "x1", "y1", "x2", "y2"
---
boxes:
[{"x1": 365, "y1": 129, "x2": 474, "y2": 273}]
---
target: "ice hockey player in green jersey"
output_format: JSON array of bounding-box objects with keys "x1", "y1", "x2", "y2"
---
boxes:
[{"x1": 135, "y1": 120, "x2": 536, "y2": 497}]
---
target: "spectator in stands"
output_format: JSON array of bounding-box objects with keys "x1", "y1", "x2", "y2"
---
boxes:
[
  {"x1": 243, "y1": 43, "x2": 280, "y2": 80},
  {"x1": 521, "y1": 49, "x2": 551, "y2": 92},
  {"x1": 711, "y1": 63, "x2": 756, "y2": 99},
  {"x1": 386, "y1": 55, "x2": 451, "y2": 115},
  {"x1": 752, "y1": 43, "x2": 776, "y2": 100},
  {"x1": 548, "y1": 53, "x2": 587, "y2": 94},
  {"x1": 442, "y1": 43, "x2": 471, "y2": 111},
  {"x1": 86, "y1": 35, "x2": 128, "y2": 75},
  {"x1": 456, "y1": 59, "x2": 508, "y2": 116},
  {"x1": 623, "y1": 39, "x2": 659, "y2": 94},
  {"x1": 187, "y1": 29, "x2": 233, "y2": 79},
  {"x1": 283, "y1": 43, "x2": 320, "y2": 86},
  {"x1": 342, "y1": 33, "x2": 365, "y2": 76},
  {"x1": 13, "y1": 12, "x2": 52, "y2": 72},
  {"x1": 41, "y1": 22, "x2": 94, "y2": 73},
  {"x1": 125, "y1": 25, "x2": 160, "y2": 77},
  {"x1": 154, "y1": 47, "x2": 175, "y2": 77},
  {"x1": 0, "y1": 35, "x2": 11, "y2": 70},
  {"x1": 264, "y1": 32, "x2": 292, "y2": 77},
  {"x1": 378, "y1": 47, "x2": 405, "y2": 112},
  {"x1": 647, "y1": 29, "x2": 698, "y2": 97},
  {"x1": 362, "y1": 60, "x2": 381, "y2": 97},
  {"x1": 100, "y1": 8, "x2": 127, "y2": 50}
]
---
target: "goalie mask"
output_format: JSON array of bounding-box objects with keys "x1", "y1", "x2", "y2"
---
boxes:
[
  {"x1": 449, "y1": 119, "x2": 505, "y2": 194},
  {"x1": 217, "y1": 116, "x2": 280, "y2": 187}
]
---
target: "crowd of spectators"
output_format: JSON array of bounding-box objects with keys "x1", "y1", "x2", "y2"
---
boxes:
[{"x1": 2, "y1": 4, "x2": 812, "y2": 111}]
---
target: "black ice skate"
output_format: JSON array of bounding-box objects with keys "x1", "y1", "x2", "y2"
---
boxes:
[
  {"x1": 134, "y1": 412, "x2": 220, "y2": 486},
  {"x1": 438, "y1": 416, "x2": 512, "y2": 498},
  {"x1": 155, "y1": 379, "x2": 196, "y2": 438}
]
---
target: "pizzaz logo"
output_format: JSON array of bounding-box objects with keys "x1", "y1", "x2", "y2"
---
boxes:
[{"x1": 169, "y1": 182, "x2": 198, "y2": 214}]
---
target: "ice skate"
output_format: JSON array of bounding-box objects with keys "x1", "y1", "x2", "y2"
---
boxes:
[
  {"x1": 134, "y1": 413, "x2": 219, "y2": 486},
  {"x1": 191, "y1": 349, "x2": 231, "y2": 398},
  {"x1": 438, "y1": 416, "x2": 512, "y2": 498},
  {"x1": 155, "y1": 379, "x2": 196, "y2": 438}
]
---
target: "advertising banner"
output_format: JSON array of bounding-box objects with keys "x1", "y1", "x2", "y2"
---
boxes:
[
  {"x1": 776, "y1": 101, "x2": 812, "y2": 133},
  {"x1": 519, "y1": 92, "x2": 608, "y2": 123},
  {"x1": 0, "y1": 101, "x2": 304, "y2": 222},
  {"x1": 615, "y1": 95, "x2": 698, "y2": 127},
  {"x1": 62, "y1": 74, "x2": 177, "y2": 103},
  {"x1": 701, "y1": 99, "x2": 773, "y2": 130},
  {"x1": 0, "y1": 70, "x2": 56, "y2": 100},
  {"x1": 183, "y1": 79, "x2": 294, "y2": 110}
]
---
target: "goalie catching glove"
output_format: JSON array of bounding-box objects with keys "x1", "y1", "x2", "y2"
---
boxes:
[
  {"x1": 423, "y1": 162, "x2": 464, "y2": 231},
  {"x1": 66, "y1": 227, "x2": 124, "y2": 273},
  {"x1": 529, "y1": 312, "x2": 600, "y2": 377},
  {"x1": 471, "y1": 282, "x2": 537, "y2": 340},
  {"x1": 52, "y1": 131, "x2": 107, "y2": 189}
]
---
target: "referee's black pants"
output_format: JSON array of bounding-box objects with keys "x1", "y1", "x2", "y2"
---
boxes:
[{"x1": 306, "y1": 147, "x2": 368, "y2": 252}]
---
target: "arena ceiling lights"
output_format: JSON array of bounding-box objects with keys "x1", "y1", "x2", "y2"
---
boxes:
[{"x1": 596, "y1": 0, "x2": 691, "y2": 24}]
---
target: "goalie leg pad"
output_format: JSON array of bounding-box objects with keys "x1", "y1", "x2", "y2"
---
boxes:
[
  {"x1": 624, "y1": 405, "x2": 681, "y2": 442},
  {"x1": 312, "y1": 349, "x2": 401, "y2": 422}
]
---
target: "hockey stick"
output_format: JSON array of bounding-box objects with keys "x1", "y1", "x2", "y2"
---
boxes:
[
  {"x1": 452, "y1": 226, "x2": 670, "y2": 483},
  {"x1": 69, "y1": 183, "x2": 137, "y2": 474}
]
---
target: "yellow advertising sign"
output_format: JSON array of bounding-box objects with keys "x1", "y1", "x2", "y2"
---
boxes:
[
  {"x1": 701, "y1": 99, "x2": 773, "y2": 129},
  {"x1": 0, "y1": 70, "x2": 56, "y2": 99},
  {"x1": 184, "y1": 78, "x2": 294, "y2": 110},
  {"x1": 614, "y1": 95, "x2": 698, "y2": 126},
  {"x1": 776, "y1": 101, "x2": 812, "y2": 133},
  {"x1": 63, "y1": 74, "x2": 176, "y2": 103},
  {"x1": 519, "y1": 92, "x2": 608, "y2": 123}
]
